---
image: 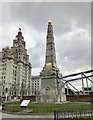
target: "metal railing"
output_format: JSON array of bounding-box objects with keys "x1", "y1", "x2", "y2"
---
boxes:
[{"x1": 54, "y1": 109, "x2": 93, "y2": 120}]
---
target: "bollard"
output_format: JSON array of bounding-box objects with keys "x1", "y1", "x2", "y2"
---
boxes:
[
  {"x1": 54, "y1": 110, "x2": 56, "y2": 120},
  {"x1": 2, "y1": 103, "x2": 4, "y2": 111}
]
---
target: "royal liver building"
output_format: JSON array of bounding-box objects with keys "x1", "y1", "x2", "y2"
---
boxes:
[
  {"x1": 0, "y1": 29, "x2": 31, "y2": 101},
  {"x1": 40, "y1": 21, "x2": 66, "y2": 103}
]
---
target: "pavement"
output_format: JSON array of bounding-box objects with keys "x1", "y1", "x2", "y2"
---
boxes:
[
  {"x1": 0, "y1": 111, "x2": 54, "y2": 120},
  {"x1": 1, "y1": 114, "x2": 54, "y2": 120},
  {"x1": 0, "y1": 112, "x2": 2, "y2": 120},
  {"x1": 0, "y1": 106, "x2": 2, "y2": 120},
  {"x1": 0, "y1": 105, "x2": 54, "y2": 120},
  {"x1": 0, "y1": 106, "x2": 2, "y2": 111}
]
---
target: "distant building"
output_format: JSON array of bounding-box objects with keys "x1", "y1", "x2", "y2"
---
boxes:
[
  {"x1": 40, "y1": 21, "x2": 66, "y2": 103},
  {"x1": 91, "y1": 78, "x2": 93, "y2": 92},
  {"x1": 0, "y1": 52, "x2": 2, "y2": 104},
  {"x1": 83, "y1": 87, "x2": 92, "y2": 94},
  {"x1": 31, "y1": 76, "x2": 41, "y2": 96},
  {"x1": 1, "y1": 29, "x2": 32, "y2": 101}
]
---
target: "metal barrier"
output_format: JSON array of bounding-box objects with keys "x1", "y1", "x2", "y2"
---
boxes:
[{"x1": 54, "y1": 110, "x2": 93, "y2": 120}]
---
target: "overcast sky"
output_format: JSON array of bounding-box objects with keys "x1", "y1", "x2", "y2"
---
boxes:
[{"x1": 0, "y1": 2, "x2": 91, "y2": 76}]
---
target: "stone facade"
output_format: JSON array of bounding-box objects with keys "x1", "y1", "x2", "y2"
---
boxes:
[
  {"x1": 40, "y1": 21, "x2": 66, "y2": 103},
  {"x1": 1, "y1": 29, "x2": 32, "y2": 101},
  {"x1": 31, "y1": 76, "x2": 41, "y2": 96}
]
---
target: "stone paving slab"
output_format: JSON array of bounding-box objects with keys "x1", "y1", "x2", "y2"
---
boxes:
[
  {"x1": 1, "y1": 112, "x2": 54, "y2": 120},
  {"x1": 2, "y1": 118, "x2": 53, "y2": 120},
  {"x1": 0, "y1": 112, "x2": 2, "y2": 120}
]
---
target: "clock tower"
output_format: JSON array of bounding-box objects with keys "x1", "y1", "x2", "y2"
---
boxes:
[
  {"x1": 11, "y1": 28, "x2": 28, "y2": 64},
  {"x1": 13, "y1": 28, "x2": 25, "y2": 48},
  {"x1": 1, "y1": 28, "x2": 32, "y2": 98}
]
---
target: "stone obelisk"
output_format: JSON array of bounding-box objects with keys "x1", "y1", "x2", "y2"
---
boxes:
[{"x1": 40, "y1": 20, "x2": 66, "y2": 103}]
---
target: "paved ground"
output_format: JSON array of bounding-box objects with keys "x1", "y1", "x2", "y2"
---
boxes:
[
  {"x1": 0, "y1": 105, "x2": 54, "y2": 120},
  {"x1": 0, "y1": 112, "x2": 2, "y2": 120},
  {"x1": 0, "y1": 112, "x2": 54, "y2": 120},
  {"x1": 2, "y1": 118, "x2": 53, "y2": 120}
]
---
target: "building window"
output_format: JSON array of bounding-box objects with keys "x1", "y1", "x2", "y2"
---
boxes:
[
  {"x1": 15, "y1": 72, "x2": 16, "y2": 76},
  {"x1": 15, "y1": 66, "x2": 17, "y2": 69},
  {"x1": 35, "y1": 91, "x2": 36, "y2": 95},
  {"x1": 3, "y1": 92, "x2": 4, "y2": 96}
]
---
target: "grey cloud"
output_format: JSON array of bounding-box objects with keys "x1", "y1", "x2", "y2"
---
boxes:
[
  {"x1": 28, "y1": 39, "x2": 45, "y2": 68},
  {"x1": 2, "y1": 2, "x2": 91, "y2": 33},
  {"x1": 1, "y1": 2, "x2": 91, "y2": 75},
  {"x1": 56, "y1": 31, "x2": 91, "y2": 71}
]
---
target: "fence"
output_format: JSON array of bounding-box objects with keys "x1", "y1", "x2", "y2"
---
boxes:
[{"x1": 54, "y1": 109, "x2": 93, "y2": 120}]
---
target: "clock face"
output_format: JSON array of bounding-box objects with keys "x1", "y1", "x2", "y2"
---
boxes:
[{"x1": 15, "y1": 43, "x2": 18, "y2": 47}]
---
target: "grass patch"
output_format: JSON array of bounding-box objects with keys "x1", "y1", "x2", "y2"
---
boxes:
[{"x1": 3, "y1": 102, "x2": 92, "y2": 113}]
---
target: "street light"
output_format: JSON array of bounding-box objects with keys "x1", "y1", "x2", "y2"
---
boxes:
[{"x1": 5, "y1": 87, "x2": 8, "y2": 101}]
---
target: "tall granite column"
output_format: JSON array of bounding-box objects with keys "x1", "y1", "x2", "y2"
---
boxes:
[{"x1": 40, "y1": 20, "x2": 66, "y2": 103}]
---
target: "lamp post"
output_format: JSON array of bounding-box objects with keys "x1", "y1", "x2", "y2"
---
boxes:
[
  {"x1": 0, "y1": 81, "x2": 2, "y2": 105},
  {"x1": 5, "y1": 88, "x2": 8, "y2": 101}
]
